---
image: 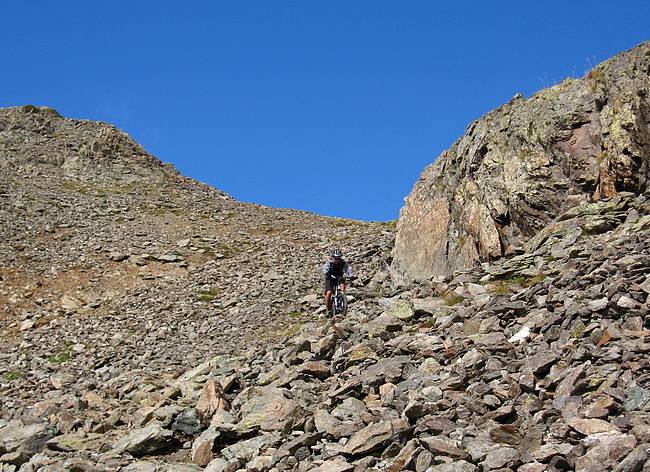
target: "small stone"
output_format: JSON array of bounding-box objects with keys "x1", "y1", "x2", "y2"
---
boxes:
[
  {"x1": 109, "y1": 251, "x2": 128, "y2": 262},
  {"x1": 196, "y1": 379, "x2": 229, "y2": 421},
  {"x1": 589, "y1": 298, "x2": 609, "y2": 311},
  {"x1": 617, "y1": 295, "x2": 640, "y2": 309},
  {"x1": 613, "y1": 444, "x2": 648, "y2": 472},
  {"x1": 204, "y1": 458, "x2": 228, "y2": 472},
  {"x1": 172, "y1": 409, "x2": 202, "y2": 435},
  {"x1": 191, "y1": 428, "x2": 219, "y2": 467},
  {"x1": 342, "y1": 419, "x2": 409, "y2": 456},
  {"x1": 156, "y1": 254, "x2": 182, "y2": 262},
  {"x1": 60, "y1": 294, "x2": 83, "y2": 311},
  {"x1": 19, "y1": 319, "x2": 35, "y2": 331},
  {"x1": 316, "y1": 457, "x2": 355, "y2": 472},
  {"x1": 387, "y1": 300, "x2": 415, "y2": 321},
  {"x1": 568, "y1": 418, "x2": 620, "y2": 436},
  {"x1": 420, "y1": 436, "x2": 468, "y2": 459},
  {"x1": 426, "y1": 460, "x2": 477, "y2": 472},
  {"x1": 177, "y1": 238, "x2": 191, "y2": 247},
  {"x1": 624, "y1": 386, "x2": 650, "y2": 412}
]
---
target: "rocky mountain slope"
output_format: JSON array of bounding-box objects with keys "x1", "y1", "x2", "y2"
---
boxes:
[
  {"x1": 1, "y1": 44, "x2": 650, "y2": 472},
  {"x1": 0, "y1": 105, "x2": 395, "y2": 469},
  {"x1": 393, "y1": 41, "x2": 650, "y2": 283}
]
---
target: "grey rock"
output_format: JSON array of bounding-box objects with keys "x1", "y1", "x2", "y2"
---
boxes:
[
  {"x1": 316, "y1": 458, "x2": 355, "y2": 472},
  {"x1": 0, "y1": 421, "x2": 56, "y2": 466},
  {"x1": 235, "y1": 387, "x2": 301, "y2": 432},
  {"x1": 425, "y1": 460, "x2": 477, "y2": 472},
  {"x1": 393, "y1": 44, "x2": 650, "y2": 282},
  {"x1": 575, "y1": 432, "x2": 637, "y2": 472},
  {"x1": 613, "y1": 445, "x2": 649, "y2": 472},
  {"x1": 204, "y1": 458, "x2": 229, "y2": 472},
  {"x1": 112, "y1": 422, "x2": 174, "y2": 457},
  {"x1": 221, "y1": 433, "x2": 281, "y2": 462},
  {"x1": 624, "y1": 386, "x2": 650, "y2": 412},
  {"x1": 482, "y1": 446, "x2": 519, "y2": 469},
  {"x1": 171, "y1": 408, "x2": 202, "y2": 436}
]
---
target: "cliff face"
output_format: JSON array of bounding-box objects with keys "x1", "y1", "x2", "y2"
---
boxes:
[{"x1": 393, "y1": 42, "x2": 650, "y2": 283}]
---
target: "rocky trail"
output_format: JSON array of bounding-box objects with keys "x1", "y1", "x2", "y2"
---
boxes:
[{"x1": 2, "y1": 42, "x2": 650, "y2": 472}]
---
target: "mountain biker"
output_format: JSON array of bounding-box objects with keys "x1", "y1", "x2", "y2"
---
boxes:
[{"x1": 323, "y1": 248, "x2": 352, "y2": 315}]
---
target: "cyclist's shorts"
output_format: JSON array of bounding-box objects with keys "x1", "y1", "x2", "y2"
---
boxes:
[{"x1": 325, "y1": 277, "x2": 344, "y2": 292}]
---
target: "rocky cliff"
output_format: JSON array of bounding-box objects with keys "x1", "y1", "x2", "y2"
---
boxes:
[{"x1": 393, "y1": 42, "x2": 650, "y2": 283}]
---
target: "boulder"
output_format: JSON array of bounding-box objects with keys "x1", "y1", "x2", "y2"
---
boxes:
[{"x1": 235, "y1": 387, "x2": 301, "y2": 432}]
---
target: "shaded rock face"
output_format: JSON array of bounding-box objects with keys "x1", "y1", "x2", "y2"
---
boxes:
[{"x1": 393, "y1": 41, "x2": 650, "y2": 282}]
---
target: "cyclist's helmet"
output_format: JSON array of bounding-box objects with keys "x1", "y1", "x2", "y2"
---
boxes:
[{"x1": 332, "y1": 248, "x2": 343, "y2": 258}]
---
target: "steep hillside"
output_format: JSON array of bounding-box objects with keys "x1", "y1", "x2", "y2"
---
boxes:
[
  {"x1": 393, "y1": 42, "x2": 650, "y2": 283},
  {"x1": 0, "y1": 105, "x2": 394, "y2": 421}
]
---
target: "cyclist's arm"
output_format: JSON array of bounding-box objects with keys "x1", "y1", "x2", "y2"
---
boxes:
[
  {"x1": 322, "y1": 261, "x2": 331, "y2": 275},
  {"x1": 344, "y1": 262, "x2": 352, "y2": 278}
]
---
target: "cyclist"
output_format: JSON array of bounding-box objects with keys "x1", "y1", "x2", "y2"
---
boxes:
[{"x1": 323, "y1": 248, "x2": 352, "y2": 315}]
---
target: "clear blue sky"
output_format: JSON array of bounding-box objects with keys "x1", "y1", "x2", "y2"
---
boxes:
[{"x1": 1, "y1": 2, "x2": 648, "y2": 221}]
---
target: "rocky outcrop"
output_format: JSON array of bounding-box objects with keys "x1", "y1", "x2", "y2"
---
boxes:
[
  {"x1": 0, "y1": 105, "x2": 177, "y2": 183},
  {"x1": 393, "y1": 41, "x2": 650, "y2": 283}
]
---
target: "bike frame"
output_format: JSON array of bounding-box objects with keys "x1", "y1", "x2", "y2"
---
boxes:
[{"x1": 331, "y1": 275, "x2": 347, "y2": 315}]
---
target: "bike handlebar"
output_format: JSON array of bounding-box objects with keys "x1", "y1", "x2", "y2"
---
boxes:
[{"x1": 329, "y1": 274, "x2": 356, "y2": 281}]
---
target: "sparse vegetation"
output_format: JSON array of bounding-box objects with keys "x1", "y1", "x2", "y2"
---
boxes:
[
  {"x1": 490, "y1": 281, "x2": 512, "y2": 295},
  {"x1": 48, "y1": 349, "x2": 71, "y2": 365},
  {"x1": 488, "y1": 273, "x2": 547, "y2": 294},
  {"x1": 48, "y1": 343, "x2": 73, "y2": 364},
  {"x1": 3, "y1": 370, "x2": 24, "y2": 381},
  {"x1": 457, "y1": 235, "x2": 466, "y2": 250},
  {"x1": 420, "y1": 318, "x2": 437, "y2": 329},
  {"x1": 198, "y1": 287, "x2": 220, "y2": 302},
  {"x1": 279, "y1": 322, "x2": 303, "y2": 338},
  {"x1": 442, "y1": 291, "x2": 464, "y2": 306},
  {"x1": 21, "y1": 104, "x2": 39, "y2": 113},
  {"x1": 571, "y1": 321, "x2": 586, "y2": 339}
]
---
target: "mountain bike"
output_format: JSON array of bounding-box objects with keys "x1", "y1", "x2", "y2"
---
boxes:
[{"x1": 330, "y1": 275, "x2": 348, "y2": 316}]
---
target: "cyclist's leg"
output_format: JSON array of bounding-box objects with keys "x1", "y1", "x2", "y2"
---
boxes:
[
  {"x1": 324, "y1": 275, "x2": 334, "y2": 313},
  {"x1": 325, "y1": 290, "x2": 333, "y2": 312}
]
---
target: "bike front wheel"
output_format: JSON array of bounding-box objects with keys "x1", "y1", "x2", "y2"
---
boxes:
[{"x1": 335, "y1": 292, "x2": 347, "y2": 316}]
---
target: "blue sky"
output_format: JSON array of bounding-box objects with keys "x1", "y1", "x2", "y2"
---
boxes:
[{"x1": 1, "y1": 2, "x2": 648, "y2": 221}]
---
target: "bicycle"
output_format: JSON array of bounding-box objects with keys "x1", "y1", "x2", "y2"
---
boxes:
[{"x1": 329, "y1": 274, "x2": 348, "y2": 316}]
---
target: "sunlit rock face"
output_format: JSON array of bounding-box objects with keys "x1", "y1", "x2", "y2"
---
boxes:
[{"x1": 393, "y1": 41, "x2": 650, "y2": 283}]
